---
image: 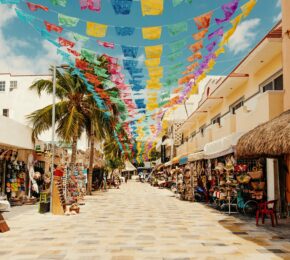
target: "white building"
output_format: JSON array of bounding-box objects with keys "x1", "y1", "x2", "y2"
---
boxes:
[
  {"x1": 0, "y1": 72, "x2": 88, "y2": 150},
  {"x1": 0, "y1": 73, "x2": 52, "y2": 142}
]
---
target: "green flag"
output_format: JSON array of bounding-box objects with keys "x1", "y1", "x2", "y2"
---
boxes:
[
  {"x1": 168, "y1": 21, "x2": 188, "y2": 36},
  {"x1": 50, "y1": 0, "x2": 67, "y2": 7},
  {"x1": 72, "y1": 32, "x2": 89, "y2": 42},
  {"x1": 94, "y1": 67, "x2": 108, "y2": 78},
  {"x1": 58, "y1": 13, "x2": 79, "y2": 27},
  {"x1": 167, "y1": 51, "x2": 183, "y2": 61},
  {"x1": 81, "y1": 48, "x2": 96, "y2": 63},
  {"x1": 169, "y1": 38, "x2": 187, "y2": 52}
]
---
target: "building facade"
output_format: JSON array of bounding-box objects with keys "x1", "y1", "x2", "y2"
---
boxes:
[{"x1": 176, "y1": 23, "x2": 284, "y2": 158}]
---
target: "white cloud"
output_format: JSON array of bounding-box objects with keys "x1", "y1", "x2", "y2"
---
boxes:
[
  {"x1": 227, "y1": 18, "x2": 261, "y2": 55},
  {"x1": 273, "y1": 0, "x2": 282, "y2": 23},
  {"x1": 0, "y1": 5, "x2": 62, "y2": 75},
  {"x1": 0, "y1": 5, "x2": 16, "y2": 27},
  {"x1": 273, "y1": 12, "x2": 282, "y2": 23}
]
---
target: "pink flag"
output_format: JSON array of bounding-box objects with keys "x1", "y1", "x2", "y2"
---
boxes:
[
  {"x1": 80, "y1": 0, "x2": 101, "y2": 12},
  {"x1": 97, "y1": 40, "x2": 115, "y2": 49}
]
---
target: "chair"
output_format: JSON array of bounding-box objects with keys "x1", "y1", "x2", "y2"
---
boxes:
[
  {"x1": 256, "y1": 200, "x2": 278, "y2": 227},
  {"x1": 0, "y1": 213, "x2": 10, "y2": 233}
]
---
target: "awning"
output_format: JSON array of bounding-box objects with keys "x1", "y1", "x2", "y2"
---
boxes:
[
  {"x1": 122, "y1": 160, "x2": 137, "y2": 172},
  {"x1": 162, "y1": 138, "x2": 174, "y2": 146},
  {"x1": 156, "y1": 139, "x2": 162, "y2": 152},
  {"x1": 171, "y1": 156, "x2": 180, "y2": 165},
  {"x1": 236, "y1": 110, "x2": 290, "y2": 158},
  {"x1": 188, "y1": 151, "x2": 204, "y2": 162},
  {"x1": 164, "y1": 161, "x2": 172, "y2": 167},
  {"x1": 204, "y1": 132, "x2": 245, "y2": 159},
  {"x1": 179, "y1": 156, "x2": 188, "y2": 165}
]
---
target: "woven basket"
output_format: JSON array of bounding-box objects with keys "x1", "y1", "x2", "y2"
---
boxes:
[
  {"x1": 248, "y1": 168, "x2": 263, "y2": 179},
  {"x1": 237, "y1": 174, "x2": 251, "y2": 184},
  {"x1": 251, "y1": 181, "x2": 265, "y2": 190}
]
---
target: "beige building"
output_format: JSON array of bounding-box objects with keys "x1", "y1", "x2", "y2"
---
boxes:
[{"x1": 176, "y1": 22, "x2": 285, "y2": 159}]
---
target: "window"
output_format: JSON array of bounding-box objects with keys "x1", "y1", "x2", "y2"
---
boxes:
[
  {"x1": 230, "y1": 98, "x2": 244, "y2": 114},
  {"x1": 2, "y1": 109, "x2": 9, "y2": 117},
  {"x1": 261, "y1": 74, "x2": 283, "y2": 92},
  {"x1": 211, "y1": 114, "x2": 221, "y2": 126},
  {"x1": 0, "y1": 81, "x2": 5, "y2": 92},
  {"x1": 9, "y1": 81, "x2": 17, "y2": 91},
  {"x1": 200, "y1": 125, "x2": 205, "y2": 137},
  {"x1": 190, "y1": 131, "x2": 196, "y2": 139}
]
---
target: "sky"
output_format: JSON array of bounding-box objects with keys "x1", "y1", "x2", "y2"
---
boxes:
[{"x1": 0, "y1": 0, "x2": 282, "y2": 77}]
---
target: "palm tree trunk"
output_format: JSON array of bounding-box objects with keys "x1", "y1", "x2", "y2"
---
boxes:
[
  {"x1": 70, "y1": 134, "x2": 78, "y2": 172},
  {"x1": 87, "y1": 123, "x2": 94, "y2": 195}
]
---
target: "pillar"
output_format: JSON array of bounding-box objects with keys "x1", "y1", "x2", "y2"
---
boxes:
[{"x1": 282, "y1": 0, "x2": 290, "y2": 110}]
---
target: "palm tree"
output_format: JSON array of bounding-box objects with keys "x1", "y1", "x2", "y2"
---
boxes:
[{"x1": 27, "y1": 68, "x2": 89, "y2": 170}]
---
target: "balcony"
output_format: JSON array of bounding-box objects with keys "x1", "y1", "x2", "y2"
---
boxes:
[
  {"x1": 176, "y1": 143, "x2": 188, "y2": 156},
  {"x1": 211, "y1": 114, "x2": 237, "y2": 141},
  {"x1": 195, "y1": 128, "x2": 212, "y2": 151},
  {"x1": 236, "y1": 90, "x2": 284, "y2": 133}
]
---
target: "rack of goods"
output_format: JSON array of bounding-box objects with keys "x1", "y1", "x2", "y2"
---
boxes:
[{"x1": 52, "y1": 176, "x2": 66, "y2": 215}]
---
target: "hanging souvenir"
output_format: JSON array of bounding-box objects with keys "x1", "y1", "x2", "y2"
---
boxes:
[
  {"x1": 58, "y1": 13, "x2": 80, "y2": 27},
  {"x1": 194, "y1": 11, "x2": 213, "y2": 30}
]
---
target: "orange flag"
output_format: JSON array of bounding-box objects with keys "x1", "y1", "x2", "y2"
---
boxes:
[
  {"x1": 189, "y1": 41, "x2": 203, "y2": 52},
  {"x1": 192, "y1": 28, "x2": 208, "y2": 41},
  {"x1": 193, "y1": 12, "x2": 213, "y2": 30},
  {"x1": 187, "y1": 52, "x2": 202, "y2": 62}
]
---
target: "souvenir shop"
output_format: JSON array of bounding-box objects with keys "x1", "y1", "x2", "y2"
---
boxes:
[
  {"x1": 185, "y1": 132, "x2": 269, "y2": 216},
  {"x1": 236, "y1": 110, "x2": 290, "y2": 219},
  {"x1": 0, "y1": 146, "x2": 47, "y2": 206}
]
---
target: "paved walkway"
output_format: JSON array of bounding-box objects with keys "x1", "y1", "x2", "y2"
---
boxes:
[{"x1": 1, "y1": 181, "x2": 290, "y2": 260}]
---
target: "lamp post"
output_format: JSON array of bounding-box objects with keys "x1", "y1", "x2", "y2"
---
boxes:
[{"x1": 49, "y1": 64, "x2": 69, "y2": 214}]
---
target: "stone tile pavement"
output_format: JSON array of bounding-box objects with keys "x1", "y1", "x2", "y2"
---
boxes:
[{"x1": 1, "y1": 180, "x2": 290, "y2": 260}]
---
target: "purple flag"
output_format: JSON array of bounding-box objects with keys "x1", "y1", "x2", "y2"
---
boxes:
[
  {"x1": 215, "y1": 0, "x2": 239, "y2": 25},
  {"x1": 208, "y1": 27, "x2": 224, "y2": 40},
  {"x1": 206, "y1": 40, "x2": 218, "y2": 52}
]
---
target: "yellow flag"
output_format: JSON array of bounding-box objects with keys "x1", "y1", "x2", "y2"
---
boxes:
[
  {"x1": 147, "y1": 82, "x2": 162, "y2": 89},
  {"x1": 147, "y1": 66, "x2": 163, "y2": 75},
  {"x1": 86, "y1": 22, "x2": 107, "y2": 38},
  {"x1": 241, "y1": 0, "x2": 257, "y2": 17},
  {"x1": 145, "y1": 58, "x2": 161, "y2": 67},
  {"x1": 147, "y1": 78, "x2": 161, "y2": 85},
  {"x1": 231, "y1": 13, "x2": 243, "y2": 30},
  {"x1": 215, "y1": 47, "x2": 225, "y2": 57},
  {"x1": 142, "y1": 26, "x2": 162, "y2": 40},
  {"x1": 220, "y1": 26, "x2": 237, "y2": 46},
  {"x1": 207, "y1": 59, "x2": 216, "y2": 71},
  {"x1": 145, "y1": 45, "x2": 163, "y2": 59},
  {"x1": 148, "y1": 66, "x2": 163, "y2": 78},
  {"x1": 189, "y1": 84, "x2": 199, "y2": 95},
  {"x1": 141, "y1": 0, "x2": 164, "y2": 16}
]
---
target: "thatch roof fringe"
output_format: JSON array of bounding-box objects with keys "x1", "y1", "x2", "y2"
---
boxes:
[{"x1": 236, "y1": 110, "x2": 290, "y2": 158}]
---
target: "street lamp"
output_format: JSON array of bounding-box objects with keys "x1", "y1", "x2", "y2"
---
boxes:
[{"x1": 50, "y1": 64, "x2": 69, "y2": 214}]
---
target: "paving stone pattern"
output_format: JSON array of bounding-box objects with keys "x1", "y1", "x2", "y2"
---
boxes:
[{"x1": 1, "y1": 180, "x2": 290, "y2": 260}]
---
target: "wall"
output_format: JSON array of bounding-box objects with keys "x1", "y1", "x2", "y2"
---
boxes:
[
  {"x1": 0, "y1": 73, "x2": 52, "y2": 141},
  {"x1": 0, "y1": 115, "x2": 34, "y2": 149},
  {"x1": 0, "y1": 73, "x2": 89, "y2": 150},
  {"x1": 282, "y1": 0, "x2": 290, "y2": 110},
  {"x1": 176, "y1": 43, "x2": 284, "y2": 156}
]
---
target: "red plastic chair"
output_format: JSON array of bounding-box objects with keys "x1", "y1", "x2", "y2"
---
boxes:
[{"x1": 256, "y1": 200, "x2": 278, "y2": 227}]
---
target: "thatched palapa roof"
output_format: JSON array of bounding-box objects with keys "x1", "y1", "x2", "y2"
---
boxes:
[{"x1": 236, "y1": 110, "x2": 290, "y2": 158}]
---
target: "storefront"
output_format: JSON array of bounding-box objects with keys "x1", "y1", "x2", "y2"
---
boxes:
[
  {"x1": 236, "y1": 110, "x2": 290, "y2": 218},
  {"x1": 0, "y1": 146, "x2": 32, "y2": 205}
]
